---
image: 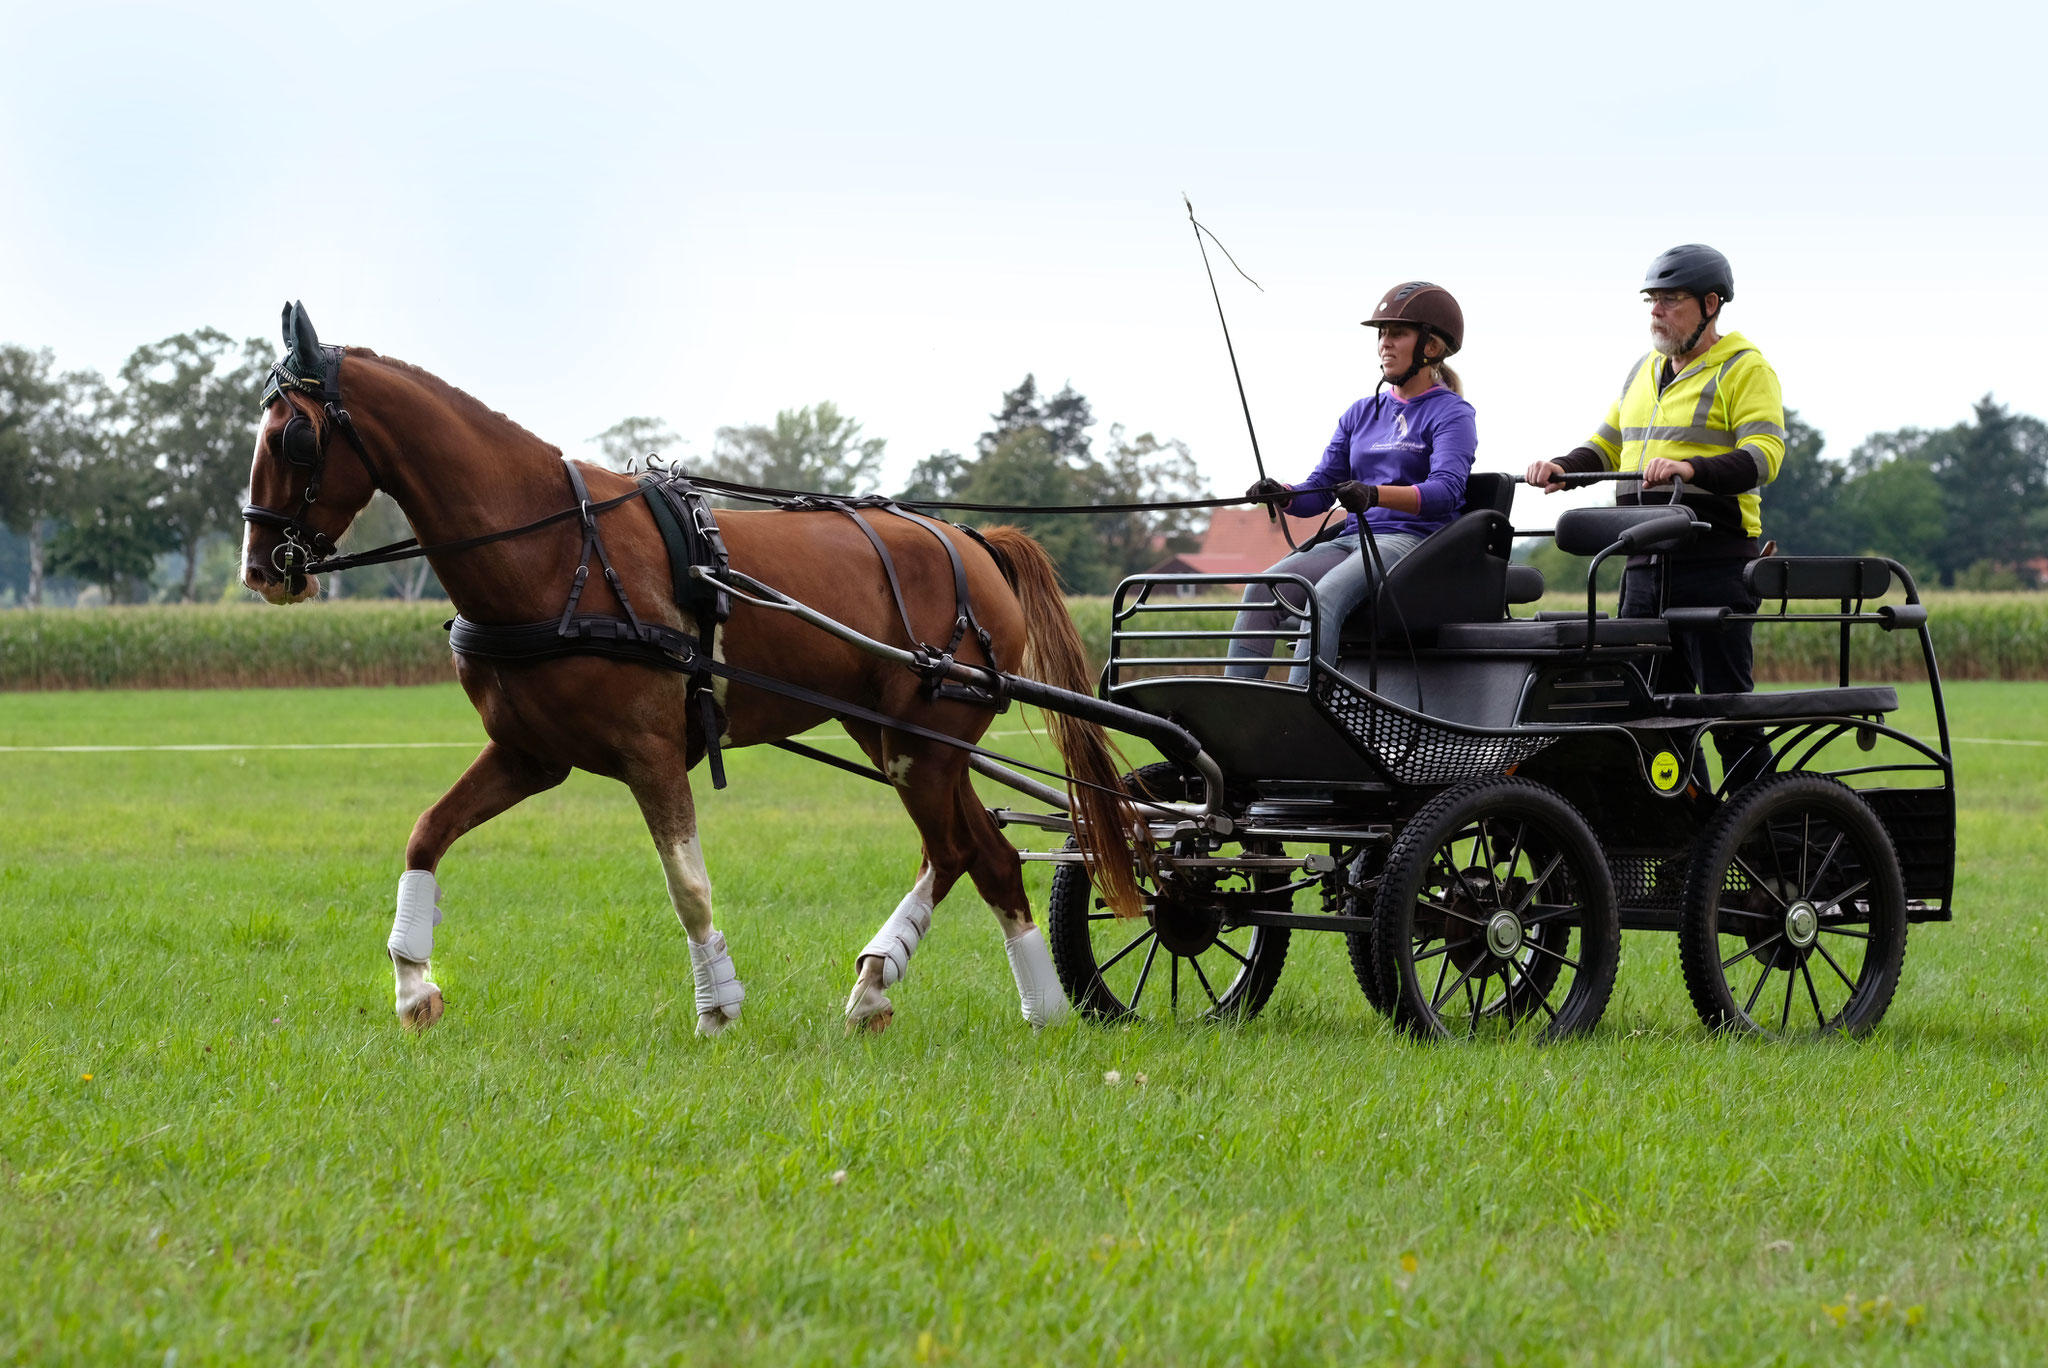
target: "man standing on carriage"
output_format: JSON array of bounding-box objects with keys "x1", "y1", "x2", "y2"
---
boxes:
[{"x1": 1525, "y1": 245, "x2": 1786, "y2": 775}]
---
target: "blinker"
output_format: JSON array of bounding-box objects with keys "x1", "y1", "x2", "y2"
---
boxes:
[{"x1": 282, "y1": 413, "x2": 319, "y2": 468}]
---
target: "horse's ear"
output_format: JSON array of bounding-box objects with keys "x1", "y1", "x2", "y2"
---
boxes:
[{"x1": 287, "y1": 301, "x2": 323, "y2": 364}]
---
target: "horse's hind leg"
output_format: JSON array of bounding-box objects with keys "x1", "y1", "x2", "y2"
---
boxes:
[
  {"x1": 841, "y1": 728, "x2": 1066, "y2": 1029},
  {"x1": 393, "y1": 741, "x2": 568, "y2": 1031},
  {"x1": 951, "y1": 772, "x2": 1069, "y2": 1027},
  {"x1": 841, "y1": 725, "x2": 970, "y2": 1033},
  {"x1": 627, "y1": 763, "x2": 745, "y2": 1037}
]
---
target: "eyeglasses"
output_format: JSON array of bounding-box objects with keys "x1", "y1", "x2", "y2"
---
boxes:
[{"x1": 1643, "y1": 291, "x2": 1695, "y2": 308}]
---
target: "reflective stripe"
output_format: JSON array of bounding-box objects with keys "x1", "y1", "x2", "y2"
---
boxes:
[
  {"x1": 1690, "y1": 349, "x2": 1754, "y2": 427},
  {"x1": 1595, "y1": 422, "x2": 1623, "y2": 446},
  {"x1": 1736, "y1": 444, "x2": 1774, "y2": 483},
  {"x1": 1620, "y1": 425, "x2": 1741, "y2": 448},
  {"x1": 1735, "y1": 419, "x2": 1787, "y2": 442},
  {"x1": 1619, "y1": 354, "x2": 1649, "y2": 399}
]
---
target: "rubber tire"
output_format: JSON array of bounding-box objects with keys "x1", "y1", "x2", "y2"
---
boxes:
[
  {"x1": 1678, "y1": 773, "x2": 1908, "y2": 1037},
  {"x1": 1372, "y1": 777, "x2": 1620, "y2": 1041},
  {"x1": 1343, "y1": 846, "x2": 1392, "y2": 1016},
  {"x1": 1046, "y1": 763, "x2": 1290, "y2": 1022}
]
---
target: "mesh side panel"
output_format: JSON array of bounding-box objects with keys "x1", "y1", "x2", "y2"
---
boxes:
[
  {"x1": 1312, "y1": 671, "x2": 1555, "y2": 785},
  {"x1": 1613, "y1": 855, "x2": 1689, "y2": 911}
]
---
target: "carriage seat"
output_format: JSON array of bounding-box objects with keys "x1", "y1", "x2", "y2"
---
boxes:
[
  {"x1": 1339, "y1": 472, "x2": 1515, "y2": 647},
  {"x1": 1657, "y1": 686, "x2": 1899, "y2": 720}
]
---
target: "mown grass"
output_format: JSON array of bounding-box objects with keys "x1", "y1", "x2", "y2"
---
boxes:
[
  {"x1": 2, "y1": 682, "x2": 2046, "y2": 1364},
  {"x1": 6, "y1": 590, "x2": 2048, "y2": 692}
]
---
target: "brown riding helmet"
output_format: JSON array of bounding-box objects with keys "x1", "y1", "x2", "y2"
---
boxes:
[{"x1": 1362, "y1": 281, "x2": 1464, "y2": 356}]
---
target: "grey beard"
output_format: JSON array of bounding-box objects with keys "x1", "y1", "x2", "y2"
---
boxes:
[{"x1": 1650, "y1": 328, "x2": 1684, "y2": 356}]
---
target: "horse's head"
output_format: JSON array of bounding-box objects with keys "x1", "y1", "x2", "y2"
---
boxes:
[{"x1": 242, "y1": 302, "x2": 384, "y2": 603}]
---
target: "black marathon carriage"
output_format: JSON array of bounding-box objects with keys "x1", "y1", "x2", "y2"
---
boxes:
[
  {"x1": 1016, "y1": 469, "x2": 1957, "y2": 1040},
  {"x1": 700, "y1": 467, "x2": 1953, "y2": 1041}
]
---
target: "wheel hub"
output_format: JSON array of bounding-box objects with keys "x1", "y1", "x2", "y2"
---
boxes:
[
  {"x1": 1486, "y1": 910, "x2": 1525, "y2": 958},
  {"x1": 1784, "y1": 900, "x2": 1819, "y2": 949},
  {"x1": 1148, "y1": 875, "x2": 1225, "y2": 957}
]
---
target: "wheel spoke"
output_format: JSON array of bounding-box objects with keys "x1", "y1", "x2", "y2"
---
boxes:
[
  {"x1": 1743, "y1": 959, "x2": 1773, "y2": 1016},
  {"x1": 1814, "y1": 880, "x2": 1871, "y2": 917},
  {"x1": 1432, "y1": 956, "x2": 1484, "y2": 1013},
  {"x1": 1817, "y1": 925, "x2": 1871, "y2": 941},
  {"x1": 1420, "y1": 897, "x2": 1488, "y2": 927},
  {"x1": 1779, "y1": 954, "x2": 1796, "y2": 1030},
  {"x1": 1170, "y1": 953, "x2": 1180, "y2": 1014},
  {"x1": 1438, "y1": 844, "x2": 1487, "y2": 909},
  {"x1": 1767, "y1": 817, "x2": 1794, "y2": 900},
  {"x1": 1813, "y1": 937, "x2": 1859, "y2": 992},
  {"x1": 1804, "y1": 831, "x2": 1847, "y2": 902},
  {"x1": 1189, "y1": 953, "x2": 1221, "y2": 1008},
  {"x1": 1800, "y1": 957, "x2": 1827, "y2": 1028},
  {"x1": 1098, "y1": 927, "x2": 1156, "y2": 975},
  {"x1": 1412, "y1": 939, "x2": 1454, "y2": 963},
  {"x1": 1086, "y1": 912, "x2": 1122, "y2": 921},
  {"x1": 1511, "y1": 854, "x2": 1566, "y2": 913},
  {"x1": 1507, "y1": 957, "x2": 1560, "y2": 1025},
  {"x1": 1521, "y1": 937, "x2": 1582, "y2": 971},
  {"x1": 1798, "y1": 812, "x2": 1812, "y2": 899},
  {"x1": 1521, "y1": 902, "x2": 1584, "y2": 926},
  {"x1": 1731, "y1": 855, "x2": 1789, "y2": 909},
  {"x1": 1501, "y1": 821, "x2": 1528, "y2": 883},
  {"x1": 1721, "y1": 932, "x2": 1784, "y2": 972},
  {"x1": 1464, "y1": 973, "x2": 1480, "y2": 1037},
  {"x1": 1213, "y1": 936, "x2": 1252, "y2": 968},
  {"x1": 1129, "y1": 937, "x2": 1161, "y2": 1011},
  {"x1": 1430, "y1": 947, "x2": 1450, "y2": 1007}
]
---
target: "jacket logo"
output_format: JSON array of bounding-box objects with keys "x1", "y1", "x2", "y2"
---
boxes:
[{"x1": 1393, "y1": 412, "x2": 1409, "y2": 440}]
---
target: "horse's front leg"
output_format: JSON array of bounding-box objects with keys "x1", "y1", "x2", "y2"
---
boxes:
[
  {"x1": 628, "y1": 765, "x2": 745, "y2": 1037},
  {"x1": 392, "y1": 741, "x2": 567, "y2": 1031}
]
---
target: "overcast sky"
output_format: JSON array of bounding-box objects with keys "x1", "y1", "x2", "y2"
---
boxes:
[{"x1": 4, "y1": 0, "x2": 2043, "y2": 526}]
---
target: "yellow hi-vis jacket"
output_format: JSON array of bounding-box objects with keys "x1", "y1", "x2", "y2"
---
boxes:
[{"x1": 1583, "y1": 331, "x2": 1786, "y2": 553}]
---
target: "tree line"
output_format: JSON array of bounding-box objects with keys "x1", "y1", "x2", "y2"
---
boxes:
[
  {"x1": 1522, "y1": 398, "x2": 2048, "y2": 594},
  {"x1": 594, "y1": 374, "x2": 1210, "y2": 595},
  {"x1": 6, "y1": 324, "x2": 2042, "y2": 606}
]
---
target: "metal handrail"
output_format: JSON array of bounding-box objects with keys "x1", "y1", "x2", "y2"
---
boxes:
[{"x1": 1108, "y1": 571, "x2": 1322, "y2": 689}]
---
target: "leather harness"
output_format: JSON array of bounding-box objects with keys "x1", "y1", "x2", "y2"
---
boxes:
[{"x1": 245, "y1": 335, "x2": 1015, "y2": 794}]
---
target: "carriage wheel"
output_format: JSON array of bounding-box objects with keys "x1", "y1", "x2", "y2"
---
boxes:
[
  {"x1": 1343, "y1": 847, "x2": 1393, "y2": 1016},
  {"x1": 1372, "y1": 778, "x2": 1619, "y2": 1041},
  {"x1": 1678, "y1": 774, "x2": 1907, "y2": 1037},
  {"x1": 1046, "y1": 764, "x2": 1290, "y2": 1023}
]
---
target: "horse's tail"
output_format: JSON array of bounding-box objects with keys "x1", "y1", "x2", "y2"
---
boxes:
[{"x1": 976, "y1": 525, "x2": 1146, "y2": 919}]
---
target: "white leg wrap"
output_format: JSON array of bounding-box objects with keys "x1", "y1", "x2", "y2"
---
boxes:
[
  {"x1": 690, "y1": 928, "x2": 745, "y2": 1026},
  {"x1": 387, "y1": 870, "x2": 442, "y2": 963},
  {"x1": 1005, "y1": 926, "x2": 1069, "y2": 1028},
  {"x1": 858, "y1": 869, "x2": 936, "y2": 989}
]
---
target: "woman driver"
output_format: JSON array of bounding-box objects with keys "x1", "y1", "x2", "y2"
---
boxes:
[{"x1": 1224, "y1": 281, "x2": 1476, "y2": 683}]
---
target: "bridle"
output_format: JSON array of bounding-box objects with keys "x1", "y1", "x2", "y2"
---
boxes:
[{"x1": 242, "y1": 345, "x2": 388, "y2": 578}]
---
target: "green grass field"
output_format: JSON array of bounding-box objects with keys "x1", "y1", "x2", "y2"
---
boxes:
[{"x1": 3, "y1": 682, "x2": 2045, "y2": 1364}]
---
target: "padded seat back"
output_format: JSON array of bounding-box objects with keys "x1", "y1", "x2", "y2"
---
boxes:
[{"x1": 1746, "y1": 556, "x2": 1893, "y2": 601}]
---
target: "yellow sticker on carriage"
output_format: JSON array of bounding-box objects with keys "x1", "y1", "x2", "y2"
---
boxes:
[{"x1": 1649, "y1": 751, "x2": 1684, "y2": 791}]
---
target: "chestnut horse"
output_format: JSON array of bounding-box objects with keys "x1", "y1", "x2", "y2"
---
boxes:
[{"x1": 241, "y1": 307, "x2": 1140, "y2": 1037}]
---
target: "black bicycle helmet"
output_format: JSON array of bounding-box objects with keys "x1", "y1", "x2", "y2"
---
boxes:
[{"x1": 1642, "y1": 244, "x2": 1734, "y2": 305}]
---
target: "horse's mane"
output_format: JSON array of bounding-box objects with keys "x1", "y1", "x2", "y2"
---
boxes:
[{"x1": 346, "y1": 347, "x2": 565, "y2": 459}]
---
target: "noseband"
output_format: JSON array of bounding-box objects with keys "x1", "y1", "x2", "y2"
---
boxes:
[{"x1": 243, "y1": 345, "x2": 386, "y2": 577}]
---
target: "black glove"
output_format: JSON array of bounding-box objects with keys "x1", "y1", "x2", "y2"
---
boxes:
[
  {"x1": 1245, "y1": 477, "x2": 1289, "y2": 504},
  {"x1": 1334, "y1": 480, "x2": 1379, "y2": 514}
]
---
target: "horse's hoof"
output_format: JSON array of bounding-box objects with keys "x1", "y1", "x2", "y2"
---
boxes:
[
  {"x1": 399, "y1": 987, "x2": 445, "y2": 1033},
  {"x1": 843, "y1": 980, "x2": 893, "y2": 1034},
  {"x1": 697, "y1": 1010, "x2": 738, "y2": 1038}
]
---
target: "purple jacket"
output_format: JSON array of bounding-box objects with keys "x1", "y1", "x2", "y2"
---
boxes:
[{"x1": 1282, "y1": 386, "x2": 1478, "y2": 538}]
